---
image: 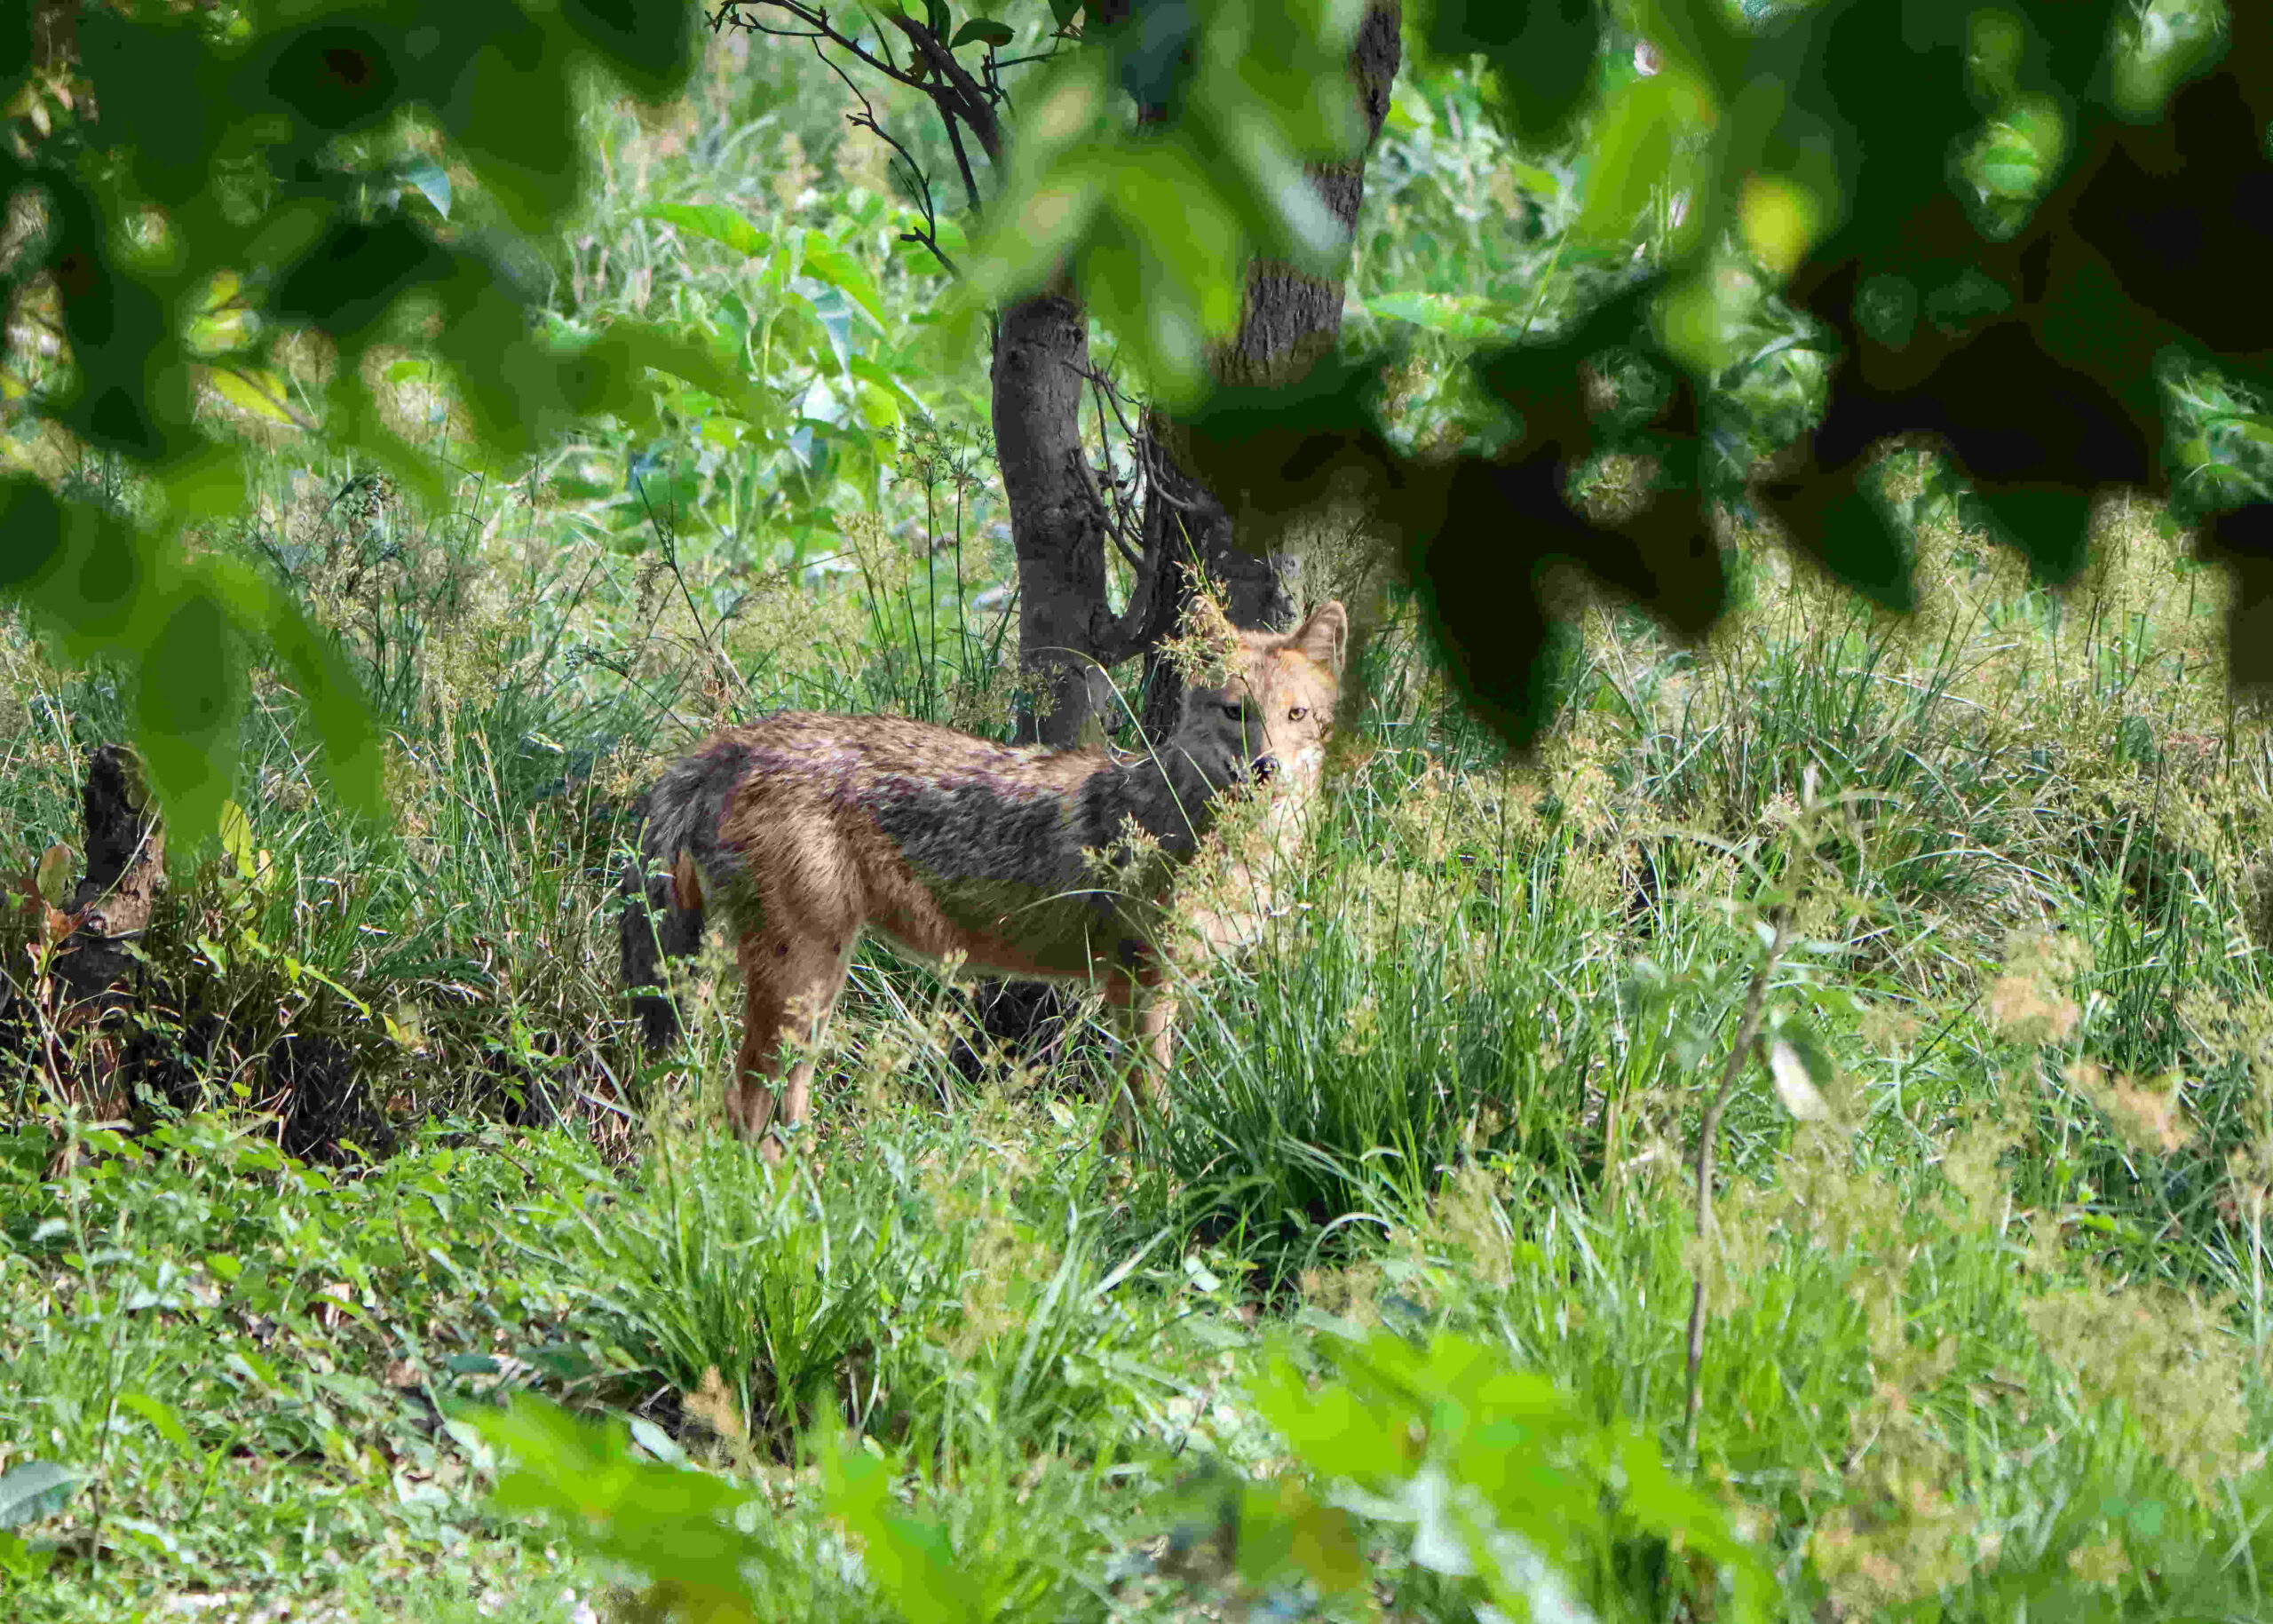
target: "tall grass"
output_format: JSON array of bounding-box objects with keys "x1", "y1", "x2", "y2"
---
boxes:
[{"x1": 14, "y1": 20, "x2": 2273, "y2": 1622}]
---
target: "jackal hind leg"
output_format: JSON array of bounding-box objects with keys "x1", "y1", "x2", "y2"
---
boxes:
[
  {"x1": 1102, "y1": 966, "x2": 1176, "y2": 1153},
  {"x1": 731, "y1": 919, "x2": 857, "y2": 1161}
]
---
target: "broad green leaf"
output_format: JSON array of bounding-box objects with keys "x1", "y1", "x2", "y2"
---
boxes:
[
  {"x1": 471, "y1": 1397, "x2": 764, "y2": 1603},
  {"x1": 1251, "y1": 1358, "x2": 1412, "y2": 1482},
  {"x1": 1575, "y1": 71, "x2": 1707, "y2": 245},
  {"x1": 1738, "y1": 173, "x2": 1824, "y2": 276},
  {"x1": 135, "y1": 590, "x2": 244, "y2": 856},
  {"x1": 1506, "y1": 161, "x2": 1564, "y2": 196},
  {"x1": 0, "y1": 1462, "x2": 75, "y2": 1530},
  {"x1": 217, "y1": 800, "x2": 256, "y2": 882},
  {"x1": 558, "y1": 0, "x2": 700, "y2": 99},
  {"x1": 801, "y1": 231, "x2": 888, "y2": 329},
  {"x1": 118, "y1": 1390, "x2": 197, "y2": 1456},
  {"x1": 809, "y1": 288, "x2": 856, "y2": 373},
  {"x1": 645, "y1": 202, "x2": 772, "y2": 258},
  {"x1": 951, "y1": 18, "x2": 1013, "y2": 49},
  {"x1": 1976, "y1": 158, "x2": 2039, "y2": 195},
  {"x1": 1281, "y1": 1493, "x2": 1364, "y2": 1594},
  {"x1": 185, "y1": 270, "x2": 254, "y2": 353},
  {"x1": 398, "y1": 157, "x2": 453, "y2": 218},
  {"x1": 820, "y1": 1434, "x2": 983, "y2": 1624},
  {"x1": 264, "y1": 603, "x2": 386, "y2": 818},
  {"x1": 847, "y1": 353, "x2": 923, "y2": 411},
  {"x1": 854, "y1": 380, "x2": 902, "y2": 430},
  {"x1": 451, "y1": 23, "x2": 580, "y2": 233},
  {"x1": 205, "y1": 364, "x2": 304, "y2": 426},
  {"x1": 0, "y1": 1528, "x2": 54, "y2": 1580},
  {"x1": 627, "y1": 1416, "x2": 684, "y2": 1464},
  {"x1": 1362, "y1": 291, "x2": 1522, "y2": 340},
  {"x1": 609, "y1": 321, "x2": 773, "y2": 423}
]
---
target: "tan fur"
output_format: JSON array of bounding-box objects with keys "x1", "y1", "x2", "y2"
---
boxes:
[{"x1": 624, "y1": 602, "x2": 1348, "y2": 1159}]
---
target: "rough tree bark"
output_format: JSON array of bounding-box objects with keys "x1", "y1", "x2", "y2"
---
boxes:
[
  {"x1": 994, "y1": 288, "x2": 1121, "y2": 744},
  {"x1": 55, "y1": 744, "x2": 168, "y2": 1010}
]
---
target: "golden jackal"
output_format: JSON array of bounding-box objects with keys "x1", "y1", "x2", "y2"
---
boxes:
[{"x1": 621, "y1": 601, "x2": 1347, "y2": 1157}]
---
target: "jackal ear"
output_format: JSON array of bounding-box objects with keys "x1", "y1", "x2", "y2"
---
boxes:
[{"x1": 1287, "y1": 600, "x2": 1349, "y2": 676}]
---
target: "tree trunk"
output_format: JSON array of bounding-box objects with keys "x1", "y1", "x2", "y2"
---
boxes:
[
  {"x1": 1134, "y1": 1, "x2": 1404, "y2": 738},
  {"x1": 56, "y1": 744, "x2": 168, "y2": 1010},
  {"x1": 993, "y1": 290, "x2": 1117, "y2": 746},
  {"x1": 986, "y1": 4, "x2": 1402, "y2": 746}
]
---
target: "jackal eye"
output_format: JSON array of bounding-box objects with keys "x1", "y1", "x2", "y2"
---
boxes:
[{"x1": 1220, "y1": 702, "x2": 1244, "y2": 721}]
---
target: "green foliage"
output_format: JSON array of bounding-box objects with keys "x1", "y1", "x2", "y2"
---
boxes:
[
  {"x1": 13, "y1": 13, "x2": 2273, "y2": 1624},
  {"x1": 0, "y1": 0, "x2": 706, "y2": 852},
  {"x1": 0, "y1": 1460, "x2": 72, "y2": 1580},
  {"x1": 0, "y1": 1113, "x2": 611, "y2": 1616},
  {"x1": 513, "y1": 1120, "x2": 1185, "y2": 1470},
  {"x1": 20, "y1": 0, "x2": 2267, "y2": 847},
  {"x1": 475, "y1": 1396, "x2": 789, "y2": 1615},
  {"x1": 1177, "y1": 0, "x2": 2273, "y2": 748},
  {"x1": 470, "y1": 1390, "x2": 1105, "y2": 1624},
  {"x1": 519, "y1": 1137, "x2": 891, "y2": 1454},
  {"x1": 962, "y1": 0, "x2": 1367, "y2": 401},
  {"x1": 1230, "y1": 1328, "x2": 1772, "y2": 1621},
  {"x1": 0, "y1": 1461, "x2": 73, "y2": 1532},
  {"x1": 469, "y1": 1331, "x2": 1770, "y2": 1624},
  {"x1": 14, "y1": 497, "x2": 2273, "y2": 1617}
]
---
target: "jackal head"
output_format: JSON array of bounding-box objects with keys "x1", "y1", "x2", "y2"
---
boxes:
[{"x1": 1178, "y1": 600, "x2": 1348, "y2": 793}]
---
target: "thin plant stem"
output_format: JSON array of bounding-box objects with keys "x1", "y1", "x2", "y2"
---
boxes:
[{"x1": 1683, "y1": 908, "x2": 1793, "y2": 1459}]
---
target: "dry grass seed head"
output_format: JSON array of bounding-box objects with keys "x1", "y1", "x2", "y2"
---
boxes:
[
  {"x1": 1940, "y1": 1109, "x2": 2021, "y2": 1233},
  {"x1": 1806, "y1": 1438, "x2": 1985, "y2": 1614},
  {"x1": 1425, "y1": 1159, "x2": 1516, "y2": 1291},
  {"x1": 1296, "y1": 1261, "x2": 1383, "y2": 1325},
  {"x1": 1986, "y1": 929, "x2": 2088, "y2": 1045},
  {"x1": 2062, "y1": 1058, "x2": 2196, "y2": 1156},
  {"x1": 2024, "y1": 1279, "x2": 2246, "y2": 1501},
  {"x1": 1155, "y1": 582, "x2": 1243, "y2": 690}
]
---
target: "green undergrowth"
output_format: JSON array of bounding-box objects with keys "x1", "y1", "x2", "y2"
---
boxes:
[
  {"x1": 12, "y1": 463, "x2": 2273, "y2": 1620},
  {"x1": 13, "y1": 20, "x2": 2273, "y2": 1623}
]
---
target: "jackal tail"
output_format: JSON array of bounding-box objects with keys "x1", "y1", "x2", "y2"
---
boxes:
[{"x1": 618, "y1": 766, "x2": 718, "y2": 1051}]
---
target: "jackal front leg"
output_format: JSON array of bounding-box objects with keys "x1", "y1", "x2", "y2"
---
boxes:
[{"x1": 1103, "y1": 967, "x2": 1176, "y2": 1152}]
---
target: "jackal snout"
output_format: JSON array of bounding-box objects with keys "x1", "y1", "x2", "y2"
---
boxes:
[{"x1": 1183, "y1": 639, "x2": 1338, "y2": 801}]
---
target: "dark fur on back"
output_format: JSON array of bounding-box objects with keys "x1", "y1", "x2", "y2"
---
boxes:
[{"x1": 617, "y1": 717, "x2": 1252, "y2": 1048}]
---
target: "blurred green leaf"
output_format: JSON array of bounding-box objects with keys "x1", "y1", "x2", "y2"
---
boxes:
[
  {"x1": 820, "y1": 1430, "x2": 985, "y2": 1624},
  {"x1": 471, "y1": 1395, "x2": 772, "y2": 1612},
  {"x1": 802, "y1": 231, "x2": 889, "y2": 330},
  {"x1": 0, "y1": 1, "x2": 702, "y2": 847},
  {"x1": 1229, "y1": 1329, "x2": 1773, "y2": 1620},
  {"x1": 1362, "y1": 291, "x2": 1523, "y2": 340},
  {"x1": 1574, "y1": 71, "x2": 1702, "y2": 247},
  {"x1": 118, "y1": 1390, "x2": 198, "y2": 1457},
  {"x1": 0, "y1": 1462, "x2": 75, "y2": 1531},
  {"x1": 645, "y1": 202, "x2": 773, "y2": 258},
  {"x1": 952, "y1": 19, "x2": 1015, "y2": 51}
]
